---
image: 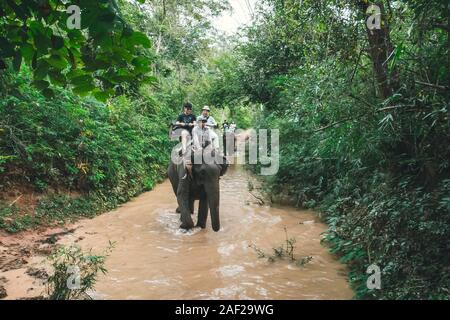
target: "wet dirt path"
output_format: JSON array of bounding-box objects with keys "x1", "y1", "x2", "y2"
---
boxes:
[{"x1": 1, "y1": 165, "x2": 352, "y2": 300}]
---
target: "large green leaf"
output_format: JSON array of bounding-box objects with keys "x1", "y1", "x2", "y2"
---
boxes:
[
  {"x1": 112, "y1": 47, "x2": 133, "y2": 62},
  {"x1": 33, "y1": 80, "x2": 50, "y2": 90},
  {"x1": 46, "y1": 54, "x2": 66, "y2": 69},
  {"x1": 48, "y1": 71, "x2": 67, "y2": 86},
  {"x1": 93, "y1": 89, "x2": 115, "y2": 102},
  {"x1": 123, "y1": 31, "x2": 152, "y2": 49},
  {"x1": 51, "y1": 35, "x2": 65, "y2": 50},
  {"x1": 70, "y1": 75, "x2": 94, "y2": 87},
  {"x1": 67, "y1": 49, "x2": 77, "y2": 69},
  {"x1": 66, "y1": 69, "x2": 86, "y2": 80},
  {"x1": 132, "y1": 57, "x2": 150, "y2": 73},
  {"x1": 33, "y1": 33, "x2": 51, "y2": 55},
  {"x1": 34, "y1": 61, "x2": 50, "y2": 79},
  {"x1": 20, "y1": 43, "x2": 35, "y2": 62},
  {"x1": 73, "y1": 83, "x2": 96, "y2": 95}
]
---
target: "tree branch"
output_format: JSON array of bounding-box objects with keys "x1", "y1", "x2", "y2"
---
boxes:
[{"x1": 415, "y1": 80, "x2": 449, "y2": 91}]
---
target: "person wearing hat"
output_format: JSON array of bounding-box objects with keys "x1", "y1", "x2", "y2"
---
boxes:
[
  {"x1": 192, "y1": 115, "x2": 214, "y2": 151},
  {"x1": 199, "y1": 106, "x2": 219, "y2": 150},
  {"x1": 200, "y1": 106, "x2": 218, "y2": 129},
  {"x1": 175, "y1": 102, "x2": 197, "y2": 155}
]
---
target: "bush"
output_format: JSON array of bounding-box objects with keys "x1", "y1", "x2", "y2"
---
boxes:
[{"x1": 46, "y1": 243, "x2": 114, "y2": 300}]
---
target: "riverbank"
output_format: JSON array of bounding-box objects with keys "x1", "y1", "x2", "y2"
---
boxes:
[{"x1": 0, "y1": 164, "x2": 352, "y2": 300}]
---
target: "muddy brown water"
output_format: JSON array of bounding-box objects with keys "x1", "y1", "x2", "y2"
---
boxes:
[{"x1": 2, "y1": 164, "x2": 352, "y2": 300}]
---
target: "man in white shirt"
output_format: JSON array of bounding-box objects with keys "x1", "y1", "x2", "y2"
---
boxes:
[
  {"x1": 193, "y1": 116, "x2": 214, "y2": 150},
  {"x1": 231, "y1": 121, "x2": 237, "y2": 132},
  {"x1": 198, "y1": 106, "x2": 220, "y2": 150}
]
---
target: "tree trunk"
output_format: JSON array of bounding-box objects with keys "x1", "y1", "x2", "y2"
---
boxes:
[{"x1": 358, "y1": 1, "x2": 397, "y2": 99}]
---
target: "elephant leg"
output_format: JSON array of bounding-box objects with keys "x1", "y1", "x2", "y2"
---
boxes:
[
  {"x1": 205, "y1": 180, "x2": 220, "y2": 232},
  {"x1": 177, "y1": 176, "x2": 194, "y2": 230},
  {"x1": 196, "y1": 190, "x2": 209, "y2": 229}
]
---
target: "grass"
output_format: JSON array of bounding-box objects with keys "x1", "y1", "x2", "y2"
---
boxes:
[{"x1": 249, "y1": 227, "x2": 313, "y2": 267}]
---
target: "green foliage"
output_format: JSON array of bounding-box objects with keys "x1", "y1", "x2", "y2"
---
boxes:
[
  {"x1": 323, "y1": 178, "x2": 450, "y2": 299},
  {"x1": 223, "y1": 0, "x2": 449, "y2": 299},
  {"x1": 0, "y1": 0, "x2": 233, "y2": 235},
  {"x1": 0, "y1": 0, "x2": 232, "y2": 234},
  {"x1": 46, "y1": 243, "x2": 114, "y2": 300},
  {"x1": 0, "y1": 0, "x2": 155, "y2": 99},
  {"x1": 0, "y1": 66, "x2": 172, "y2": 232},
  {"x1": 110, "y1": 0, "x2": 235, "y2": 121},
  {"x1": 0, "y1": 204, "x2": 35, "y2": 233}
]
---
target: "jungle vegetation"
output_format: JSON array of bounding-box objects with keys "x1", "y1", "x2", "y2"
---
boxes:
[{"x1": 1, "y1": 0, "x2": 449, "y2": 299}]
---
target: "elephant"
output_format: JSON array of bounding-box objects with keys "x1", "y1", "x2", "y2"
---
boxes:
[{"x1": 167, "y1": 147, "x2": 228, "y2": 232}]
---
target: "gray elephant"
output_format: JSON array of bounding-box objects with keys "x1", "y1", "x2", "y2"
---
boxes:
[{"x1": 167, "y1": 149, "x2": 227, "y2": 232}]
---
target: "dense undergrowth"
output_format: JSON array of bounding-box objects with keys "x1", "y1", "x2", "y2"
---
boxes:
[
  {"x1": 231, "y1": 0, "x2": 450, "y2": 299},
  {"x1": 0, "y1": 67, "x2": 172, "y2": 232}
]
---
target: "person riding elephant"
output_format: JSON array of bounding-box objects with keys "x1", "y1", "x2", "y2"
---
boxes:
[
  {"x1": 199, "y1": 106, "x2": 220, "y2": 151},
  {"x1": 193, "y1": 115, "x2": 219, "y2": 153},
  {"x1": 168, "y1": 121, "x2": 227, "y2": 232},
  {"x1": 175, "y1": 102, "x2": 197, "y2": 155}
]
